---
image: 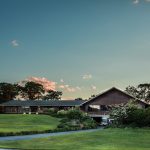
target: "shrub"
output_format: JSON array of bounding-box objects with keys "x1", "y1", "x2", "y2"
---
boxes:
[
  {"x1": 67, "y1": 108, "x2": 84, "y2": 120},
  {"x1": 48, "y1": 108, "x2": 57, "y2": 114},
  {"x1": 82, "y1": 118, "x2": 97, "y2": 129},
  {"x1": 126, "y1": 108, "x2": 150, "y2": 127},
  {"x1": 144, "y1": 108, "x2": 150, "y2": 126},
  {"x1": 43, "y1": 108, "x2": 58, "y2": 117},
  {"x1": 110, "y1": 101, "x2": 150, "y2": 127},
  {"x1": 57, "y1": 110, "x2": 68, "y2": 117},
  {"x1": 57, "y1": 108, "x2": 97, "y2": 130},
  {"x1": 126, "y1": 109, "x2": 144, "y2": 127}
]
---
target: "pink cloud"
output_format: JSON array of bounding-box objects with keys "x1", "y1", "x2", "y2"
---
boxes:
[
  {"x1": 25, "y1": 77, "x2": 83, "y2": 94},
  {"x1": 27, "y1": 77, "x2": 56, "y2": 91}
]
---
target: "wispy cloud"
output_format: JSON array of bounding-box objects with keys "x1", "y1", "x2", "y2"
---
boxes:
[
  {"x1": 65, "y1": 84, "x2": 69, "y2": 88},
  {"x1": 76, "y1": 86, "x2": 81, "y2": 90},
  {"x1": 59, "y1": 85, "x2": 65, "y2": 89},
  {"x1": 132, "y1": 0, "x2": 150, "y2": 4},
  {"x1": 27, "y1": 77, "x2": 56, "y2": 91},
  {"x1": 11, "y1": 40, "x2": 19, "y2": 47},
  {"x1": 66, "y1": 87, "x2": 76, "y2": 92},
  {"x1": 91, "y1": 85, "x2": 97, "y2": 90},
  {"x1": 59, "y1": 83, "x2": 82, "y2": 93},
  {"x1": 59, "y1": 84, "x2": 76, "y2": 92},
  {"x1": 66, "y1": 85, "x2": 82, "y2": 92},
  {"x1": 82, "y1": 74, "x2": 92, "y2": 80},
  {"x1": 133, "y1": 0, "x2": 139, "y2": 4},
  {"x1": 60, "y1": 79, "x2": 64, "y2": 83}
]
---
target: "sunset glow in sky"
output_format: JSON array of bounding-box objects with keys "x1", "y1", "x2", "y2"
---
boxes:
[{"x1": 1, "y1": 0, "x2": 150, "y2": 99}]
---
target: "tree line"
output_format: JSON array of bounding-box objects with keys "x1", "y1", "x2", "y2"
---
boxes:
[
  {"x1": 1, "y1": 81, "x2": 150, "y2": 103},
  {"x1": 0, "y1": 81, "x2": 62, "y2": 101}
]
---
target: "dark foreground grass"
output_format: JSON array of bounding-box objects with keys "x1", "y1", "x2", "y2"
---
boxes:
[
  {"x1": 0, "y1": 128, "x2": 150, "y2": 150},
  {"x1": 0, "y1": 114, "x2": 60, "y2": 133}
]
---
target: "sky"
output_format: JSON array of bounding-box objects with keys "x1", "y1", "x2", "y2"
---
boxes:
[{"x1": 0, "y1": 0, "x2": 150, "y2": 99}]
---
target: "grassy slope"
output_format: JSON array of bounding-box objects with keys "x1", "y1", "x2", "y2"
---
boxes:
[
  {"x1": 0, "y1": 128, "x2": 150, "y2": 150},
  {"x1": 0, "y1": 114, "x2": 60, "y2": 132}
]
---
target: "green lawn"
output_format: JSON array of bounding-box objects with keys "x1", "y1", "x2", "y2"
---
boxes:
[
  {"x1": 0, "y1": 114, "x2": 60, "y2": 133},
  {"x1": 0, "y1": 128, "x2": 150, "y2": 150}
]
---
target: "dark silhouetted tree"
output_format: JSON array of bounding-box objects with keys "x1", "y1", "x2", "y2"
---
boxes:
[
  {"x1": 0, "y1": 82, "x2": 19, "y2": 101},
  {"x1": 43, "y1": 90, "x2": 62, "y2": 100},
  {"x1": 20, "y1": 81, "x2": 45, "y2": 100},
  {"x1": 75, "y1": 98, "x2": 83, "y2": 100}
]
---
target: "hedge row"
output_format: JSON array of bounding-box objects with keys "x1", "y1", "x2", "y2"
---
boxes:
[
  {"x1": 0, "y1": 126, "x2": 97, "y2": 137},
  {"x1": 110, "y1": 103, "x2": 150, "y2": 127}
]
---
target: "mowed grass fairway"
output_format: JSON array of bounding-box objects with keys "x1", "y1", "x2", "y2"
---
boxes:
[
  {"x1": 0, "y1": 114, "x2": 60, "y2": 133},
  {"x1": 0, "y1": 128, "x2": 150, "y2": 150}
]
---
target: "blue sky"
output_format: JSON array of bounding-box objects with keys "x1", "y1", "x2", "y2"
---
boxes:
[{"x1": 0, "y1": 0, "x2": 150, "y2": 99}]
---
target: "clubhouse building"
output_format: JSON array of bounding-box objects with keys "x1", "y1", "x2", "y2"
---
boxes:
[{"x1": 0, "y1": 87, "x2": 149, "y2": 117}]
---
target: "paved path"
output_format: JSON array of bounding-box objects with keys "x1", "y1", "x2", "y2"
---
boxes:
[
  {"x1": 0, "y1": 149, "x2": 14, "y2": 150},
  {"x1": 0, "y1": 128, "x2": 103, "y2": 141}
]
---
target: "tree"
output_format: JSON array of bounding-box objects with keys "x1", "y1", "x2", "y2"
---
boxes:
[
  {"x1": 137, "y1": 84, "x2": 150, "y2": 100},
  {"x1": 20, "y1": 81, "x2": 45, "y2": 100},
  {"x1": 125, "y1": 83, "x2": 150, "y2": 102},
  {"x1": 88, "y1": 94, "x2": 96, "y2": 100},
  {"x1": 125, "y1": 86, "x2": 138, "y2": 98},
  {"x1": 43, "y1": 90, "x2": 62, "y2": 100},
  {"x1": 75, "y1": 98, "x2": 83, "y2": 100},
  {"x1": 0, "y1": 82, "x2": 19, "y2": 101}
]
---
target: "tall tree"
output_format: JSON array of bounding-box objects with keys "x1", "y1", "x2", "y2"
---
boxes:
[
  {"x1": 125, "y1": 83, "x2": 150, "y2": 102},
  {"x1": 0, "y1": 82, "x2": 19, "y2": 101},
  {"x1": 137, "y1": 84, "x2": 150, "y2": 101},
  {"x1": 125, "y1": 86, "x2": 138, "y2": 98},
  {"x1": 20, "y1": 81, "x2": 45, "y2": 100},
  {"x1": 43, "y1": 90, "x2": 62, "y2": 100}
]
